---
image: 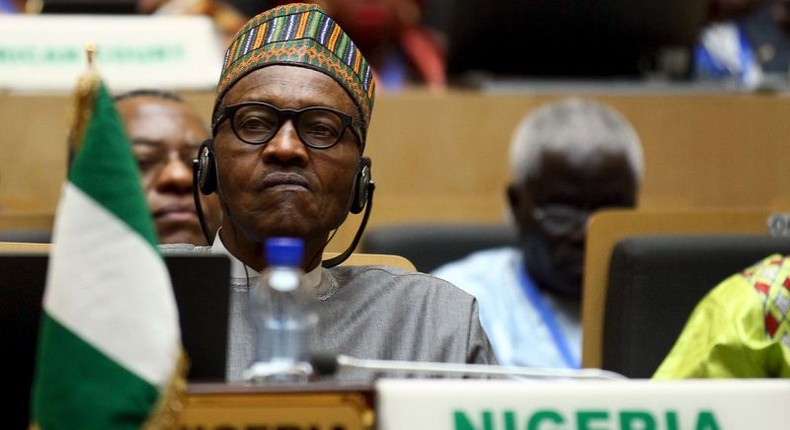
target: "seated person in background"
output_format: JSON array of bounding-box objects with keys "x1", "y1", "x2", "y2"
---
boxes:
[
  {"x1": 653, "y1": 254, "x2": 790, "y2": 378},
  {"x1": 697, "y1": 0, "x2": 790, "y2": 86},
  {"x1": 432, "y1": 98, "x2": 644, "y2": 369},
  {"x1": 170, "y1": 3, "x2": 495, "y2": 381},
  {"x1": 115, "y1": 89, "x2": 221, "y2": 245},
  {"x1": 139, "y1": 0, "x2": 446, "y2": 91},
  {"x1": 281, "y1": 0, "x2": 446, "y2": 91}
]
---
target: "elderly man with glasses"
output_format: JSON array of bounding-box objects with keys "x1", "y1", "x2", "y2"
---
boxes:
[
  {"x1": 173, "y1": 3, "x2": 496, "y2": 382},
  {"x1": 433, "y1": 98, "x2": 645, "y2": 369}
]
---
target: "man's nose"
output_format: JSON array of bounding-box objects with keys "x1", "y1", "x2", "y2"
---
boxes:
[
  {"x1": 261, "y1": 121, "x2": 309, "y2": 163},
  {"x1": 155, "y1": 155, "x2": 193, "y2": 193}
]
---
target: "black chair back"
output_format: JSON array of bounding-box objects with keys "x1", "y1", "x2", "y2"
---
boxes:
[
  {"x1": 603, "y1": 234, "x2": 790, "y2": 378},
  {"x1": 360, "y1": 222, "x2": 517, "y2": 273}
]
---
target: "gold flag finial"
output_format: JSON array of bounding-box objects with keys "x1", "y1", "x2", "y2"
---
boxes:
[
  {"x1": 85, "y1": 43, "x2": 97, "y2": 69},
  {"x1": 66, "y1": 43, "x2": 102, "y2": 167}
]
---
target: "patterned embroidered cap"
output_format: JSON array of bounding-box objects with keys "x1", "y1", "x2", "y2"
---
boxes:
[{"x1": 213, "y1": 3, "x2": 376, "y2": 143}]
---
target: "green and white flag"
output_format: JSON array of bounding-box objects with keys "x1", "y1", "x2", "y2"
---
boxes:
[{"x1": 30, "y1": 75, "x2": 184, "y2": 429}]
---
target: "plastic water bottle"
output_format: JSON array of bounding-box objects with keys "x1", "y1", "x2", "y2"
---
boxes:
[{"x1": 244, "y1": 237, "x2": 317, "y2": 383}]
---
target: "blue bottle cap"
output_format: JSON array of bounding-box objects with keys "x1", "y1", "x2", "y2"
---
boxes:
[{"x1": 265, "y1": 237, "x2": 304, "y2": 266}]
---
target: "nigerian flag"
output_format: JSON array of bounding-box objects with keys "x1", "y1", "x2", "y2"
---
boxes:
[{"x1": 30, "y1": 77, "x2": 184, "y2": 429}]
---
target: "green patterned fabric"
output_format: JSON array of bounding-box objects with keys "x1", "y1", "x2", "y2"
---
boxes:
[
  {"x1": 213, "y1": 3, "x2": 376, "y2": 143},
  {"x1": 653, "y1": 254, "x2": 790, "y2": 378}
]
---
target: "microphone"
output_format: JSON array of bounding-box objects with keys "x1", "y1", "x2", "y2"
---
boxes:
[
  {"x1": 322, "y1": 182, "x2": 375, "y2": 268},
  {"x1": 310, "y1": 352, "x2": 627, "y2": 381},
  {"x1": 192, "y1": 159, "x2": 214, "y2": 245}
]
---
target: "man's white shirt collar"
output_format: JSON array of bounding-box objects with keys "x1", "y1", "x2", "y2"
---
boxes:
[{"x1": 210, "y1": 230, "x2": 322, "y2": 289}]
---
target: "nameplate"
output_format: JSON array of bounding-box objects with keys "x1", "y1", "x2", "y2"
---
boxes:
[
  {"x1": 0, "y1": 15, "x2": 223, "y2": 92},
  {"x1": 178, "y1": 383, "x2": 374, "y2": 430},
  {"x1": 376, "y1": 378, "x2": 789, "y2": 429}
]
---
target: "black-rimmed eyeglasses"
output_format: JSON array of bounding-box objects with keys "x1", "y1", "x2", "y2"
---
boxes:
[{"x1": 214, "y1": 101, "x2": 361, "y2": 149}]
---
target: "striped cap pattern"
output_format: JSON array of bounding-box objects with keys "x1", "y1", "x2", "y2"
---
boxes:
[{"x1": 214, "y1": 3, "x2": 376, "y2": 138}]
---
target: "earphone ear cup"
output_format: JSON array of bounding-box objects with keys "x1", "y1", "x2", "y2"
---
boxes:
[
  {"x1": 350, "y1": 157, "x2": 372, "y2": 214},
  {"x1": 196, "y1": 139, "x2": 217, "y2": 195}
]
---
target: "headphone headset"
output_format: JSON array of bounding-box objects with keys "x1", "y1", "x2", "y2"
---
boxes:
[
  {"x1": 196, "y1": 139, "x2": 218, "y2": 196},
  {"x1": 192, "y1": 138, "x2": 375, "y2": 267},
  {"x1": 350, "y1": 156, "x2": 372, "y2": 214}
]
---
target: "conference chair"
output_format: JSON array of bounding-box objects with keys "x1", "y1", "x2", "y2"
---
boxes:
[
  {"x1": 324, "y1": 252, "x2": 416, "y2": 271},
  {"x1": 360, "y1": 222, "x2": 517, "y2": 273},
  {"x1": 581, "y1": 208, "x2": 783, "y2": 371},
  {"x1": 0, "y1": 241, "x2": 51, "y2": 253},
  {"x1": 603, "y1": 234, "x2": 790, "y2": 378}
]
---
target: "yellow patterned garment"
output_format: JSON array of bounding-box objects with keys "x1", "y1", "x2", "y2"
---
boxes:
[{"x1": 653, "y1": 254, "x2": 790, "y2": 379}]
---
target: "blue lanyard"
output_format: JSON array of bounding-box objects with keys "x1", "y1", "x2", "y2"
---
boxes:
[{"x1": 519, "y1": 268, "x2": 580, "y2": 369}]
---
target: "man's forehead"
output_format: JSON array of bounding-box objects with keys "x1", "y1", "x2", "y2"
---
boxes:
[
  {"x1": 539, "y1": 147, "x2": 631, "y2": 171},
  {"x1": 131, "y1": 138, "x2": 202, "y2": 148},
  {"x1": 223, "y1": 66, "x2": 356, "y2": 111},
  {"x1": 124, "y1": 99, "x2": 190, "y2": 119}
]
